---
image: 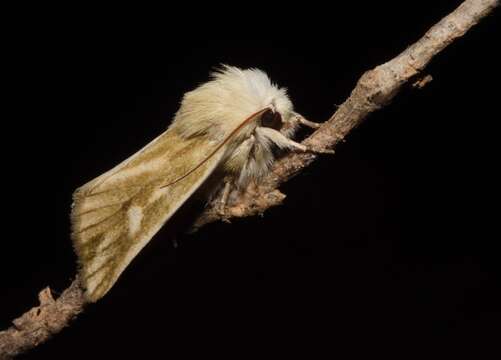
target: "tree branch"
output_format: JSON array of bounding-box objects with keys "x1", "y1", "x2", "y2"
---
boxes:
[
  {"x1": 0, "y1": 0, "x2": 497, "y2": 358},
  {"x1": 0, "y1": 278, "x2": 85, "y2": 359},
  {"x1": 194, "y1": 0, "x2": 499, "y2": 229}
]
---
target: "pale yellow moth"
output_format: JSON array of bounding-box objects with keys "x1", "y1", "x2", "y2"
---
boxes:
[{"x1": 71, "y1": 65, "x2": 329, "y2": 302}]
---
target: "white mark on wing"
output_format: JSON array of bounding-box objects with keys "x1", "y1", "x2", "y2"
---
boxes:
[
  {"x1": 148, "y1": 187, "x2": 169, "y2": 204},
  {"x1": 128, "y1": 206, "x2": 143, "y2": 237},
  {"x1": 109, "y1": 157, "x2": 166, "y2": 185}
]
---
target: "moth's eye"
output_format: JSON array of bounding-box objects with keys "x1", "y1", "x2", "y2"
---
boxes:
[{"x1": 261, "y1": 110, "x2": 282, "y2": 130}]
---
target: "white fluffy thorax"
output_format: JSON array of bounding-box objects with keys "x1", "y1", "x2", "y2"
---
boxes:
[{"x1": 171, "y1": 65, "x2": 294, "y2": 143}]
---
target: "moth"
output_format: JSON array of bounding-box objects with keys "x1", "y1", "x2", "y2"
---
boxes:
[{"x1": 71, "y1": 65, "x2": 331, "y2": 302}]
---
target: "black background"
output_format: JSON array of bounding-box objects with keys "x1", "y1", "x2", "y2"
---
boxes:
[{"x1": 2, "y1": 1, "x2": 500, "y2": 358}]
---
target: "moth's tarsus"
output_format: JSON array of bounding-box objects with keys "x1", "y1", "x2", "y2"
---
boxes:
[{"x1": 297, "y1": 116, "x2": 322, "y2": 129}]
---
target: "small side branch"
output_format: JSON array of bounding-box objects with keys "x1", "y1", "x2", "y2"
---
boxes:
[{"x1": 0, "y1": 278, "x2": 86, "y2": 359}]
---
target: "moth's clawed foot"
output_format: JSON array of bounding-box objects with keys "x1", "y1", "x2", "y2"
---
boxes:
[
  {"x1": 292, "y1": 113, "x2": 322, "y2": 130},
  {"x1": 298, "y1": 117, "x2": 321, "y2": 129}
]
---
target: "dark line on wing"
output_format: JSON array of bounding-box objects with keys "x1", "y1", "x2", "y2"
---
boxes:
[
  {"x1": 76, "y1": 203, "x2": 121, "y2": 216},
  {"x1": 84, "y1": 262, "x2": 110, "y2": 282},
  {"x1": 98, "y1": 236, "x2": 122, "y2": 256},
  {"x1": 75, "y1": 208, "x2": 123, "y2": 234},
  {"x1": 92, "y1": 273, "x2": 113, "y2": 299},
  {"x1": 84, "y1": 185, "x2": 142, "y2": 198}
]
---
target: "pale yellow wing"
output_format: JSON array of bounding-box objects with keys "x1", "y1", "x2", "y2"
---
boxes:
[{"x1": 71, "y1": 129, "x2": 224, "y2": 302}]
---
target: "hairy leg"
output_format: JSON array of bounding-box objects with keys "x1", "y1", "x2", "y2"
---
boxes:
[{"x1": 255, "y1": 127, "x2": 335, "y2": 154}]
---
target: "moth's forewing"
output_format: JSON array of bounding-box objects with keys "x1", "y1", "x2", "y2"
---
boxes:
[{"x1": 71, "y1": 130, "x2": 225, "y2": 302}]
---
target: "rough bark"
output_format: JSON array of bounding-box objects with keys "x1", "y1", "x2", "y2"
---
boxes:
[
  {"x1": 0, "y1": 279, "x2": 85, "y2": 359},
  {"x1": 1, "y1": 0, "x2": 498, "y2": 358}
]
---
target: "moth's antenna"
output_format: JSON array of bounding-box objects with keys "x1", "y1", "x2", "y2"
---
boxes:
[{"x1": 160, "y1": 107, "x2": 270, "y2": 189}]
